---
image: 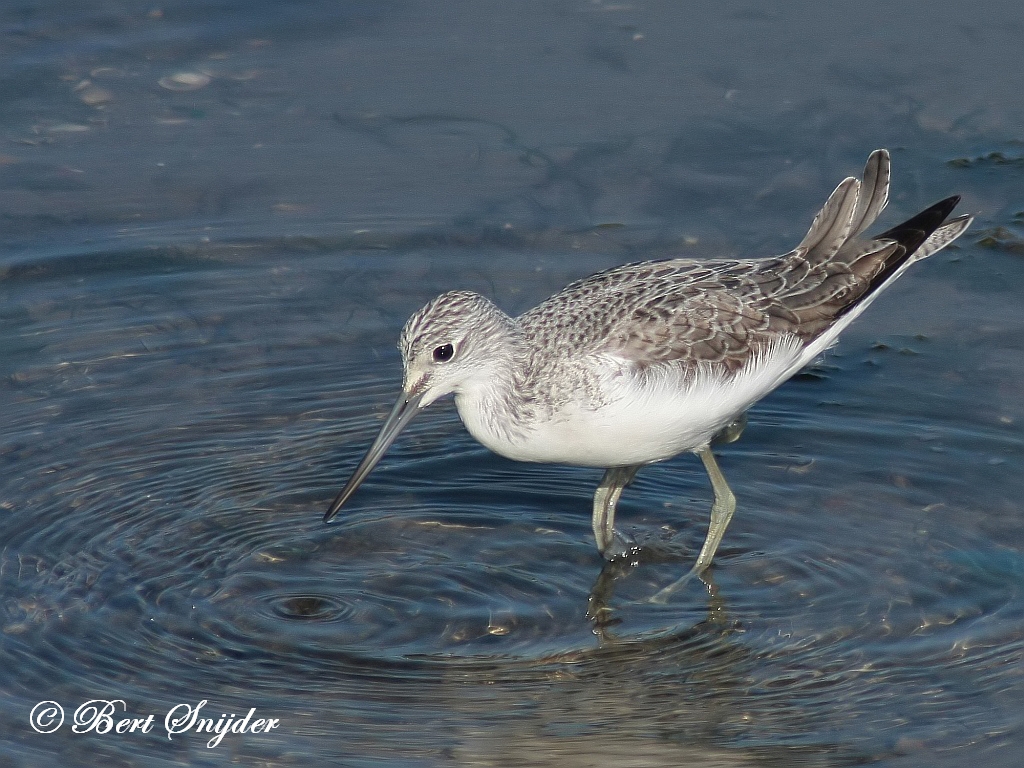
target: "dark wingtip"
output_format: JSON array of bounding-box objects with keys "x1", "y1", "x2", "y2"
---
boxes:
[
  {"x1": 850, "y1": 194, "x2": 962, "y2": 306},
  {"x1": 873, "y1": 195, "x2": 961, "y2": 255}
]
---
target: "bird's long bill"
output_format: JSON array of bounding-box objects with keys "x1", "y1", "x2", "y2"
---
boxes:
[{"x1": 323, "y1": 389, "x2": 425, "y2": 523}]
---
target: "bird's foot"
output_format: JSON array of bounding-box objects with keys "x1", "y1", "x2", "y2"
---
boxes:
[
  {"x1": 648, "y1": 562, "x2": 714, "y2": 604},
  {"x1": 602, "y1": 529, "x2": 642, "y2": 562}
]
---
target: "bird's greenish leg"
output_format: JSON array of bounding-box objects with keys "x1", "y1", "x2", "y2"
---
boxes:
[
  {"x1": 692, "y1": 444, "x2": 737, "y2": 573},
  {"x1": 651, "y1": 444, "x2": 738, "y2": 603},
  {"x1": 591, "y1": 465, "x2": 641, "y2": 558}
]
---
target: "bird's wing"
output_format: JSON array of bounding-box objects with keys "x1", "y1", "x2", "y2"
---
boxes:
[
  {"x1": 523, "y1": 149, "x2": 966, "y2": 374},
  {"x1": 580, "y1": 153, "x2": 897, "y2": 371},
  {"x1": 588, "y1": 250, "x2": 898, "y2": 372}
]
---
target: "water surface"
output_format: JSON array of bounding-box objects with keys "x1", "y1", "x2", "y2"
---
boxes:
[{"x1": 2, "y1": 1, "x2": 1024, "y2": 765}]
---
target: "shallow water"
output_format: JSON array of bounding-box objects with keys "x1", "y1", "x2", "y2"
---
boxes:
[{"x1": 3, "y1": 1, "x2": 1024, "y2": 766}]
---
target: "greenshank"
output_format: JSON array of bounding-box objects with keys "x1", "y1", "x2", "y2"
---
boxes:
[{"x1": 324, "y1": 150, "x2": 971, "y2": 593}]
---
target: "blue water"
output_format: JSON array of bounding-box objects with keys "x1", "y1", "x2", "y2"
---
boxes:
[{"x1": 2, "y1": 1, "x2": 1024, "y2": 765}]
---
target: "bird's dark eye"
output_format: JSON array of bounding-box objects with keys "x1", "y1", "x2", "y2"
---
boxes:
[{"x1": 432, "y1": 343, "x2": 455, "y2": 362}]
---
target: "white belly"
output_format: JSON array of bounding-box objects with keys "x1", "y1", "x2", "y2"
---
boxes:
[{"x1": 457, "y1": 336, "x2": 806, "y2": 467}]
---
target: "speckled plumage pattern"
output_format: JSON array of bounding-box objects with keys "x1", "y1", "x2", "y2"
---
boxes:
[{"x1": 326, "y1": 149, "x2": 972, "y2": 586}]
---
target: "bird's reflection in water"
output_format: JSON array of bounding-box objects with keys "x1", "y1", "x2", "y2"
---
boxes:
[
  {"x1": 444, "y1": 563, "x2": 868, "y2": 768},
  {"x1": 586, "y1": 546, "x2": 728, "y2": 644}
]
